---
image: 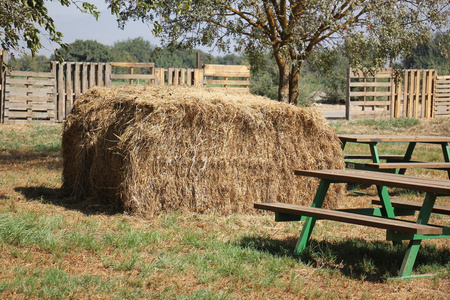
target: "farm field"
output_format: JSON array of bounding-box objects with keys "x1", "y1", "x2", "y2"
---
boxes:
[{"x1": 0, "y1": 117, "x2": 449, "y2": 299}]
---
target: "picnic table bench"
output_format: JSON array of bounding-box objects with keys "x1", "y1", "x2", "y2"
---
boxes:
[
  {"x1": 338, "y1": 135, "x2": 450, "y2": 178},
  {"x1": 254, "y1": 169, "x2": 450, "y2": 279}
]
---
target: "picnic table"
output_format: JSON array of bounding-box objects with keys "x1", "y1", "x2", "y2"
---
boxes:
[
  {"x1": 255, "y1": 169, "x2": 450, "y2": 279},
  {"x1": 338, "y1": 134, "x2": 450, "y2": 178}
]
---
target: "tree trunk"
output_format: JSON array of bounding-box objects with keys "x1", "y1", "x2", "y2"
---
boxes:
[
  {"x1": 289, "y1": 63, "x2": 301, "y2": 105},
  {"x1": 274, "y1": 50, "x2": 290, "y2": 103}
]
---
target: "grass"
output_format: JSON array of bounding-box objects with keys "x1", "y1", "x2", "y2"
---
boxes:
[{"x1": 0, "y1": 119, "x2": 449, "y2": 299}]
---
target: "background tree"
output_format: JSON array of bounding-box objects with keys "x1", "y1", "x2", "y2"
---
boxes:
[
  {"x1": 402, "y1": 32, "x2": 450, "y2": 75},
  {"x1": 108, "y1": 0, "x2": 449, "y2": 105},
  {"x1": 0, "y1": 0, "x2": 99, "y2": 60},
  {"x1": 53, "y1": 40, "x2": 112, "y2": 62},
  {"x1": 111, "y1": 37, "x2": 155, "y2": 63},
  {"x1": 8, "y1": 54, "x2": 51, "y2": 72}
]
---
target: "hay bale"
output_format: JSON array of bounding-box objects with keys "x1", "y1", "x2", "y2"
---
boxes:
[{"x1": 62, "y1": 85, "x2": 345, "y2": 216}]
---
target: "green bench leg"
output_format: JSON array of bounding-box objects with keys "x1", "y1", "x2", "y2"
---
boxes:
[
  {"x1": 397, "y1": 142, "x2": 416, "y2": 175},
  {"x1": 294, "y1": 180, "x2": 330, "y2": 254},
  {"x1": 441, "y1": 142, "x2": 450, "y2": 179},
  {"x1": 397, "y1": 193, "x2": 437, "y2": 278},
  {"x1": 398, "y1": 239, "x2": 422, "y2": 278}
]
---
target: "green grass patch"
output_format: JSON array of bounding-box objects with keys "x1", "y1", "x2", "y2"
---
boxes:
[{"x1": 0, "y1": 124, "x2": 62, "y2": 152}]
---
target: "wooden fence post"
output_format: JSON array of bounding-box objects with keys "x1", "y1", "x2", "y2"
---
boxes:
[
  {"x1": 193, "y1": 69, "x2": 204, "y2": 86},
  {"x1": 57, "y1": 62, "x2": 65, "y2": 122},
  {"x1": 74, "y1": 63, "x2": 81, "y2": 99},
  {"x1": 345, "y1": 68, "x2": 351, "y2": 120},
  {"x1": 65, "y1": 62, "x2": 73, "y2": 115},
  {"x1": 97, "y1": 63, "x2": 104, "y2": 86},
  {"x1": 0, "y1": 50, "x2": 8, "y2": 124},
  {"x1": 82, "y1": 63, "x2": 88, "y2": 93},
  {"x1": 105, "y1": 63, "x2": 111, "y2": 86}
]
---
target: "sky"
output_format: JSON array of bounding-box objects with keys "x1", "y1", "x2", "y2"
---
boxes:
[{"x1": 38, "y1": 0, "x2": 162, "y2": 57}]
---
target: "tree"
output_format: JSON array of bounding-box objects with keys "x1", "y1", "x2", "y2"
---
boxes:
[
  {"x1": 8, "y1": 54, "x2": 51, "y2": 72},
  {"x1": 0, "y1": 0, "x2": 99, "y2": 60},
  {"x1": 108, "y1": 0, "x2": 449, "y2": 104},
  {"x1": 402, "y1": 32, "x2": 450, "y2": 75},
  {"x1": 111, "y1": 37, "x2": 155, "y2": 62},
  {"x1": 53, "y1": 40, "x2": 112, "y2": 62}
]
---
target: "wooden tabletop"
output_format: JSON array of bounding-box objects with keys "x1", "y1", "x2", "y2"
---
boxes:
[
  {"x1": 294, "y1": 169, "x2": 450, "y2": 195},
  {"x1": 338, "y1": 134, "x2": 450, "y2": 143}
]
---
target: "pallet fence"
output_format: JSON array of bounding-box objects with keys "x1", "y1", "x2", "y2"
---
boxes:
[
  {"x1": 435, "y1": 75, "x2": 450, "y2": 116},
  {"x1": 0, "y1": 56, "x2": 250, "y2": 123},
  {"x1": 346, "y1": 68, "x2": 449, "y2": 120}
]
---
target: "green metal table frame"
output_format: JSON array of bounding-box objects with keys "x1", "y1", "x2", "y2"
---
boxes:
[
  {"x1": 278, "y1": 177, "x2": 449, "y2": 280},
  {"x1": 341, "y1": 139, "x2": 450, "y2": 178}
]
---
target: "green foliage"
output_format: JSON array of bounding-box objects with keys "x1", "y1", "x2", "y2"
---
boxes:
[
  {"x1": 111, "y1": 37, "x2": 155, "y2": 63},
  {"x1": 107, "y1": 0, "x2": 449, "y2": 104},
  {"x1": 53, "y1": 39, "x2": 112, "y2": 62},
  {"x1": 250, "y1": 53, "x2": 279, "y2": 100},
  {"x1": 8, "y1": 54, "x2": 51, "y2": 72},
  {"x1": 309, "y1": 48, "x2": 349, "y2": 104},
  {"x1": 0, "y1": 0, "x2": 99, "y2": 60},
  {"x1": 403, "y1": 32, "x2": 450, "y2": 75}
]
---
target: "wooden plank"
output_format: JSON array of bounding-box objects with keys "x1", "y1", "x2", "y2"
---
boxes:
[
  {"x1": 350, "y1": 101, "x2": 390, "y2": 106},
  {"x1": 254, "y1": 203, "x2": 442, "y2": 235},
  {"x1": 7, "y1": 71, "x2": 54, "y2": 78},
  {"x1": 89, "y1": 63, "x2": 96, "y2": 89},
  {"x1": 349, "y1": 82, "x2": 391, "y2": 87},
  {"x1": 207, "y1": 87, "x2": 249, "y2": 93},
  {"x1": 7, "y1": 95, "x2": 54, "y2": 102},
  {"x1": 294, "y1": 169, "x2": 450, "y2": 195},
  {"x1": 6, "y1": 102, "x2": 55, "y2": 110},
  {"x1": 349, "y1": 91, "x2": 392, "y2": 97},
  {"x1": 338, "y1": 134, "x2": 450, "y2": 143},
  {"x1": 155, "y1": 68, "x2": 164, "y2": 86},
  {"x1": 5, "y1": 111, "x2": 55, "y2": 118},
  {"x1": 365, "y1": 162, "x2": 450, "y2": 169},
  {"x1": 66, "y1": 62, "x2": 73, "y2": 116},
  {"x1": 57, "y1": 63, "x2": 64, "y2": 122},
  {"x1": 344, "y1": 154, "x2": 407, "y2": 160},
  {"x1": 74, "y1": 63, "x2": 81, "y2": 98},
  {"x1": 6, "y1": 88, "x2": 55, "y2": 95},
  {"x1": 110, "y1": 74, "x2": 156, "y2": 80},
  {"x1": 6, "y1": 78, "x2": 55, "y2": 86},
  {"x1": 105, "y1": 63, "x2": 111, "y2": 86},
  {"x1": 204, "y1": 64, "x2": 249, "y2": 72},
  {"x1": 372, "y1": 199, "x2": 450, "y2": 215},
  {"x1": 109, "y1": 62, "x2": 155, "y2": 68},
  {"x1": 97, "y1": 63, "x2": 104, "y2": 86},
  {"x1": 205, "y1": 79, "x2": 250, "y2": 86},
  {"x1": 414, "y1": 70, "x2": 420, "y2": 118},
  {"x1": 82, "y1": 63, "x2": 88, "y2": 93}
]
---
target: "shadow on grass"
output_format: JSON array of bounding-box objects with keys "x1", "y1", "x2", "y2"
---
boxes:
[
  {"x1": 0, "y1": 151, "x2": 62, "y2": 169},
  {"x1": 236, "y1": 235, "x2": 450, "y2": 282},
  {"x1": 14, "y1": 186, "x2": 123, "y2": 216}
]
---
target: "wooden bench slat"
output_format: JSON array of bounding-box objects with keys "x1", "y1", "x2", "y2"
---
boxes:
[
  {"x1": 294, "y1": 169, "x2": 450, "y2": 195},
  {"x1": 372, "y1": 199, "x2": 450, "y2": 215},
  {"x1": 365, "y1": 162, "x2": 450, "y2": 169},
  {"x1": 339, "y1": 134, "x2": 450, "y2": 143},
  {"x1": 254, "y1": 203, "x2": 443, "y2": 235},
  {"x1": 344, "y1": 154, "x2": 407, "y2": 160}
]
